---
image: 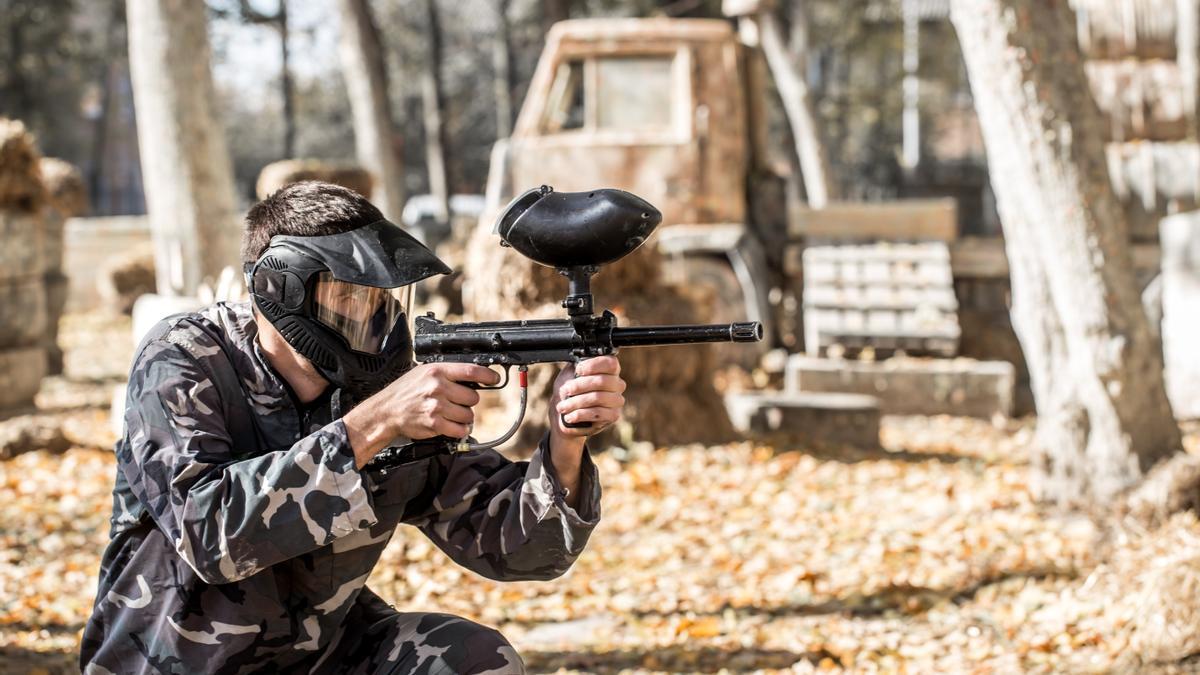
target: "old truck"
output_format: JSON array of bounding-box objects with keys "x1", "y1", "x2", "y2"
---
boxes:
[
  {"x1": 479, "y1": 17, "x2": 969, "y2": 370},
  {"x1": 482, "y1": 19, "x2": 783, "y2": 356}
]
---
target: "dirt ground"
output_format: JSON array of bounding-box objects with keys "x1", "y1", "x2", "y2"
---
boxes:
[{"x1": 1, "y1": 312, "x2": 1199, "y2": 674}]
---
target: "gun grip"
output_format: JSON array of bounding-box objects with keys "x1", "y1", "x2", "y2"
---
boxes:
[{"x1": 561, "y1": 413, "x2": 593, "y2": 430}]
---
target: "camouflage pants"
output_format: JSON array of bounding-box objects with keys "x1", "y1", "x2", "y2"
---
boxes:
[{"x1": 333, "y1": 593, "x2": 526, "y2": 675}]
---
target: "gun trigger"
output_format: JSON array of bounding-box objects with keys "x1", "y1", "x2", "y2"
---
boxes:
[{"x1": 476, "y1": 365, "x2": 510, "y2": 390}]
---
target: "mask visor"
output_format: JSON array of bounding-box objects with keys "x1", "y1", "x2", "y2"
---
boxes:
[{"x1": 312, "y1": 272, "x2": 412, "y2": 354}]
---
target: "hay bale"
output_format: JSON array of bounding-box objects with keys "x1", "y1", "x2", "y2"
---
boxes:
[
  {"x1": 256, "y1": 160, "x2": 374, "y2": 200},
  {"x1": 39, "y1": 157, "x2": 87, "y2": 218},
  {"x1": 98, "y1": 244, "x2": 157, "y2": 314},
  {"x1": 0, "y1": 414, "x2": 69, "y2": 460},
  {"x1": 0, "y1": 118, "x2": 44, "y2": 213},
  {"x1": 0, "y1": 211, "x2": 45, "y2": 279},
  {"x1": 1123, "y1": 513, "x2": 1200, "y2": 663},
  {"x1": 1086, "y1": 61, "x2": 1189, "y2": 142},
  {"x1": 1072, "y1": 0, "x2": 1178, "y2": 59},
  {"x1": 43, "y1": 272, "x2": 68, "y2": 375},
  {"x1": 0, "y1": 277, "x2": 48, "y2": 350},
  {"x1": 462, "y1": 222, "x2": 663, "y2": 319},
  {"x1": 0, "y1": 346, "x2": 46, "y2": 410}
]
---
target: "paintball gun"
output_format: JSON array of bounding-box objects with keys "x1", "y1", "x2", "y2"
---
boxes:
[{"x1": 370, "y1": 185, "x2": 762, "y2": 467}]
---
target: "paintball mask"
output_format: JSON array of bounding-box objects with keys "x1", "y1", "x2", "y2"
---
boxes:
[{"x1": 246, "y1": 220, "x2": 451, "y2": 402}]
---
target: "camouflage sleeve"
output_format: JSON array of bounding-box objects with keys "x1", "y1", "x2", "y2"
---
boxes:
[
  {"x1": 416, "y1": 438, "x2": 602, "y2": 582},
  {"x1": 118, "y1": 336, "x2": 378, "y2": 585}
]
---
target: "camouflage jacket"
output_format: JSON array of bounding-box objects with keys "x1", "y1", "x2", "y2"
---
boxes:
[{"x1": 80, "y1": 301, "x2": 601, "y2": 673}]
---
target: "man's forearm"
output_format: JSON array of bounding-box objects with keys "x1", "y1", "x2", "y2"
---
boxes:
[
  {"x1": 549, "y1": 432, "x2": 585, "y2": 509},
  {"x1": 343, "y1": 397, "x2": 397, "y2": 469}
]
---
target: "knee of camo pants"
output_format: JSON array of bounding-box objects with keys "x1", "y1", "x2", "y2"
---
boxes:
[{"x1": 403, "y1": 613, "x2": 525, "y2": 675}]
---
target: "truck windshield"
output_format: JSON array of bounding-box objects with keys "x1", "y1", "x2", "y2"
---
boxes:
[
  {"x1": 541, "y1": 55, "x2": 675, "y2": 134},
  {"x1": 596, "y1": 57, "x2": 674, "y2": 130}
]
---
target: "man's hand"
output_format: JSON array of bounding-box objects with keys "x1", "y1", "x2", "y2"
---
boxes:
[
  {"x1": 344, "y1": 363, "x2": 499, "y2": 468},
  {"x1": 547, "y1": 355, "x2": 625, "y2": 507}
]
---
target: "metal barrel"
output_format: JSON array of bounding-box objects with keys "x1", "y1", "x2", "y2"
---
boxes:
[{"x1": 610, "y1": 321, "x2": 763, "y2": 348}]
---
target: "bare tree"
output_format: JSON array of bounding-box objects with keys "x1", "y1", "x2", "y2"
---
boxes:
[
  {"x1": 126, "y1": 0, "x2": 241, "y2": 295},
  {"x1": 492, "y1": 0, "x2": 514, "y2": 140},
  {"x1": 238, "y1": 0, "x2": 295, "y2": 159},
  {"x1": 421, "y1": 0, "x2": 450, "y2": 227},
  {"x1": 337, "y1": 0, "x2": 405, "y2": 222},
  {"x1": 949, "y1": 0, "x2": 1183, "y2": 507}
]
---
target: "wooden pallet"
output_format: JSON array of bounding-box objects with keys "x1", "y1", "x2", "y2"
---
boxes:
[{"x1": 802, "y1": 242, "x2": 961, "y2": 358}]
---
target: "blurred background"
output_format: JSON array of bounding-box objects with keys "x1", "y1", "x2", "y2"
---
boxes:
[{"x1": 3, "y1": 0, "x2": 1200, "y2": 672}]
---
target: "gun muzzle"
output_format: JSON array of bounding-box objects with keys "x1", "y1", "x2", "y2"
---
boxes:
[{"x1": 731, "y1": 322, "x2": 764, "y2": 342}]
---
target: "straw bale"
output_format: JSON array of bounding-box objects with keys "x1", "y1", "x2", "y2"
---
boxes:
[
  {"x1": 1086, "y1": 61, "x2": 1188, "y2": 142},
  {"x1": 0, "y1": 414, "x2": 69, "y2": 460},
  {"x1": 1106, "y1": 142, "x2": 1200, "y2": 212},
  {"x1": 0, "y1": 211, "x2": 45, "y2": 279},
  {"x1": 614, "y1": 386, "x2": 736, "y2": 447},
  {"x1": 0, "y1": 118, "x2": 45, "y2": 213},
  {"x1": 462, "y1": 222, "x2": 663, "y2": 319},
  {"x1": 0, "y1": 278, "x2": 48, "y2": 350},
  {"x1": 43, "y1": 272, "x2": 68, "y2": 375},
  {"x1": 39, "y1": 157, "x2": 87, "y2": 217},
  {"x1": 1121, "y1": 513, "x2": 1200, "y2": 664},
  {"x1": 1071, "y1": 0, "x2": 1178, "y2": 59},
  {"x1": 98, "y1": 244, "x2": 157, "y2": 314},
  {"x1": 256, "y1": 160, "x2": 374, "y2": 200},
  {"x1": 0, "y1": 346, "x2": 46, "y2": 410}
]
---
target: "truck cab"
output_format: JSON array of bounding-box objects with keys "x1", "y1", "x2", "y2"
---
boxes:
[{"x1": 484, "y1": 18, "x2": 776, "y2": 352}]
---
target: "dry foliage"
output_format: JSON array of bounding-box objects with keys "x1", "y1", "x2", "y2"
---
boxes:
[
  {"x1": 3, "y1": 312, "x2": 1200, "y2": 673},
  {"x1": 0, "y1": 118, "x2": 45, "y2": 213},
  {"x1": 37, "y1": 158, "x2": 86, "y2": 218}
]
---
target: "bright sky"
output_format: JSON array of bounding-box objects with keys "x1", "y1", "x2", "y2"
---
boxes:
[{"x1": 208, "y1": 1, "x2": 340, "y2": 104}]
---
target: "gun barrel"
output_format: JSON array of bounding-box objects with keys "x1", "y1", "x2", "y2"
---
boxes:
[{"x1": 610, "y1": 321, "x2": 763, "y2": 348}]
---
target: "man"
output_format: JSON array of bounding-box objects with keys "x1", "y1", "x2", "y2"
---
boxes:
[{"x1": 81, "y1": 181, "x2": 625, "y2": 674}]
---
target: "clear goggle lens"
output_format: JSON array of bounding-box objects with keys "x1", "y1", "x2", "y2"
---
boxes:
[{"x1": 312, "y1": 272, "x2": 412, "y2": 354}]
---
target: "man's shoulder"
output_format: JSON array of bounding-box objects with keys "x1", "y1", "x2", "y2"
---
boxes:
[{"x1": 135, "y1": 301, "x2": 253, "y2": 370}]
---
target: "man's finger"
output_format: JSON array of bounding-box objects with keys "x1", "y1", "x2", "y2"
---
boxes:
[
  {"x1": 560, "y1": 374, "x2": 626, "y2": 398},
  {"x1": 437, "y1": 363, "x2": 502, "y2": 385},
  {"x1": 443, "y1": 381, "x2": 482, "y2": 407},
  {"x1": 574, "y1": 356, "x2": 620, "y2": 377},
  {"x1": 556, "y1": 391, "x2": 625, "y2": 414},
  {"x1": 564, "y1": 407, "x2": 620, "y2": 426},
  {"x1": 434, "y1": 419, "x2": 471, "y2": 439},
  {"x1": 437, "y1": 401, "x2": 475, "y2": 425}
]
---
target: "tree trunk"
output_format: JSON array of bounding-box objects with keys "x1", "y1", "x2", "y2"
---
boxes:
[
  {"x1": 492, "y1": 0, "x2": 514, "y2": 140},
  {"x1": 540, "y1": 0, "x2": 573, "y2": 36},
  {"x1": 279, "y1": 1, "x2": 295, "y2": 158},
  {"x1": 421, "y1": 0, "x2": 450, "y2": 228},
  {"x1": 755, "y1": 7, "x2": 837, "y2": 208},
  {"x1": 1179, "y1": 0, "x2": 1200, "y2": 138},
  {"x1": 949, "y1": 0, "x2": 1182, "y2": 506},
  {"x1": 337, "y1": 0, "x2": 405, "y2": 222},
  {"x1": 126, "y1": 0, "x2": 241, "y2": 296}
]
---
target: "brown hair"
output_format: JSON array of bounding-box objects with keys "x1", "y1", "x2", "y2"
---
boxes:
[{"x1": 241, "y1": 181, "x2": 384, "y2": 265}]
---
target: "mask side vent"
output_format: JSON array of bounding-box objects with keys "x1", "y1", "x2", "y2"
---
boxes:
[
  {"x1": 261, "y1": 256, "x2": 287, "y2": 271},
  {"x1": 278, "y1": 318, "x2": 336, "y2": 369},
  {"x1": 256, "y1": 298, "x2": 283, "y2": 317}
]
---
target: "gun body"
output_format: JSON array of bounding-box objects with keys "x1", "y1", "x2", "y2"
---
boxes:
[{"x1": 413, "y1": 311, "x2": 762, "y2": 367}]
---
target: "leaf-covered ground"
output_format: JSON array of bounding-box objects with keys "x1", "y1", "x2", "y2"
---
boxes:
[{"x1": 1, "y1": 313, "x2": 1198, "y2": 674}]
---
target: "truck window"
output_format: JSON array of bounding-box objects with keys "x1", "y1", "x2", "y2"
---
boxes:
[
  {"x1": 543, "y1": 60, "x2": 585, "y2": 133},
  {"x1": 595, "y1": 57, "x2": 673, "y2": 131}
]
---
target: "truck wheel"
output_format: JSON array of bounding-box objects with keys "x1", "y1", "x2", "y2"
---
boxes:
[{"x1": 673, "y1": 254, "x2": 762, "y2": 372}]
